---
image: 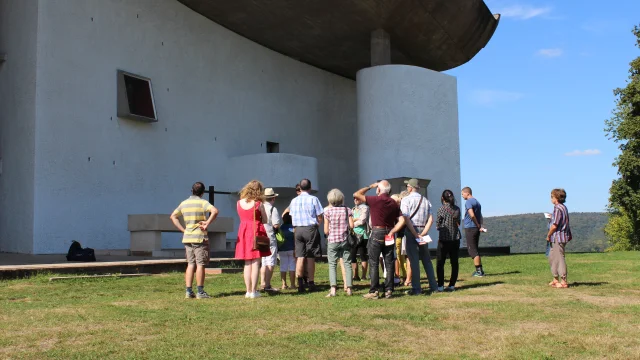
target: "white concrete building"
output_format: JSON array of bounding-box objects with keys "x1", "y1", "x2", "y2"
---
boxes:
[{"x1": 0, "y1": 0, "x2": 498, "y2": 254}]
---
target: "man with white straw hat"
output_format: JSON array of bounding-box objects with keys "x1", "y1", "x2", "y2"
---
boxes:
[{"x1": 260, "y1": 188, "x2": 281, "y2": 292}]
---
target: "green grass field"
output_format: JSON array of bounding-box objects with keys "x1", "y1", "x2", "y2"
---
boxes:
[{"x1": 1, "y1": 252, "x2": 640, "y2": 359}]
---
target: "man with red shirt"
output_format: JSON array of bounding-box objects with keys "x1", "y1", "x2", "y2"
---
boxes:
[{"x1": 354, "y1": 180, "x2": 406, "y2": 299}]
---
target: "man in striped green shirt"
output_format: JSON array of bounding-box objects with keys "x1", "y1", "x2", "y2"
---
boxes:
[{"x1": 171, "y1": 182, "x2": 219, "y2": 299}]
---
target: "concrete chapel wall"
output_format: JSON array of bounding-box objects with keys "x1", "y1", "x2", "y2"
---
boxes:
[
  {"x1": 357, "y1": 65, "x2": 461, "y2": 244},
  {"x1": 0, "y1": 0, "x2": 38, "y2": 253},
  {"x1": 30, "y1": 0, "x2": 358, "y2": 253}
]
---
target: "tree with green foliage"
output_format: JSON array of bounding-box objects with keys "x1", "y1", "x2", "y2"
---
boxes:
[{"x1": 604, "y1": 25, "x2": 640, "y2": 251}]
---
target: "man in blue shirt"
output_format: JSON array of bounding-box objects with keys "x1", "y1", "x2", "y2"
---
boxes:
[
  {"x1": 289, "y1": 179, "x2": 324, "y2": 293},
  {"x1": 461, "y1": 187, "x2": 486, "y2": 277}
]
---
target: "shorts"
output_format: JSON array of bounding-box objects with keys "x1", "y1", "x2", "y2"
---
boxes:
[
  {"x1": 294, "y1": 225, "x2": 322, "y2": 258},
  {"x1": 349, "y1": 235, "x2": 369, "y2": 263},
  {"x1": 465, "y1": 227, "x2": 481, "y2": 258},
  {"x1": 262, "y1": 239, "x2": 278, "y2": 267},
  {"x1": 278, "y1": 250, "x2": 296, "y2": 272},
  {"x1": 185, "y1": 241, "x2": 210, "y2": 266}
]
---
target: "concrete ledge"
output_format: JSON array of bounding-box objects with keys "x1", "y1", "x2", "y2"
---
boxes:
[
  {"x1": 0, "y1": 257, "x2": 245, "y2": 280},
  {"x1": 0, "y1": 259, "x2": 188, "y2": 280},
  {"x1": 94, "y1": 249, "x2": 131, "y2": 256},
  {"x1": 128, "y1": 214, "x2": 234, "y2": 232},
  {"x1": 205, "y1": 268, "x2": 243, "y2": 275}
]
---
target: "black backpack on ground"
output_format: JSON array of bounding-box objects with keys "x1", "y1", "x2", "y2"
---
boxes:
[{"x1": 66, "y1": 241, "x2": 96, "y2": 262}]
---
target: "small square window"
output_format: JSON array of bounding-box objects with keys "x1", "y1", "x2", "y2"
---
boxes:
[{"x1": 266, "y1": 141, "x2": 279, "y2": 153}]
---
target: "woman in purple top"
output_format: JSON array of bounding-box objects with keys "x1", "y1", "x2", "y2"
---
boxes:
[{"x1": 546, "y1": 188, "x2": 572, "y2": 288}]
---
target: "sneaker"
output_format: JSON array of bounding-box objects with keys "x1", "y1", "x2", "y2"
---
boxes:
[
  {"x1": 404, "y1": 289, "x2": 422, "y2": 296},
  {"x1": 394, "y1": 277, "x2": 401, "y2": 285},
  {"x1": 445, "y1": 286, "x2": 455, "y2": 292},
  {"x1": 307, "y1": 283, "x2": 318, "y2": 293},
  {"x1": 472, "y1": 271, "x2": 485, "y2": 277},
  {"x1": 437, "y1": 286, "x2": 444, "y2": 292},
  {"x1": 297, "y1": 286, "x2": 305, "y2": 294},
  {"x1": 363, "y1": 292, "x2": 379, "y2": 300},
  {"x1": 196, "y1": 291, "x2": 211, "y2": 299},
  {"x1": 353, "y1": 276, "x2": 361, "y2": 282},
  {"x1": 252, "y1": 291, "x2": 261, "y2": 298},
  {"x1": 185, "y1": 291, "x2": 196, "y2": 299},
  {"x1": 384, "y1": 290, "x2": 393, "y2": 299},
  {"x1": 245, "y1": 292, "x2": 251, "y2": 298}
]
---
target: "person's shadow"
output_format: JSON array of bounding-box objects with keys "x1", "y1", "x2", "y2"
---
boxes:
[
  {"x1": 454, "y1": 281, "x2": 504, "y2": 291},
  {"x1": 482, "y1": 271, "x2": 521, "y2": 276},
  {"x1": 214, "y1": 290, "x2": 252, "y2": 298},
  {"x1": 570, "y1": 282, "x2": 608, "y2": 287}
]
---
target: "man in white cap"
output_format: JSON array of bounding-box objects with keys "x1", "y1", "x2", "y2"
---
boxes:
[
  {"x1": 401, "y1": 178, "x2": 438, "y2": 295},
  {"x1": 260, "y1": 188, "x2": 281, "y2": 292}
]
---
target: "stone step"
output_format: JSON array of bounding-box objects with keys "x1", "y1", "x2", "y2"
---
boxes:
[{"x1": 205, "y1": 268, "x2": 242, "y2": 275}]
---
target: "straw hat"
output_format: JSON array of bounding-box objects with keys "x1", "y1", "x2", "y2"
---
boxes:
[{"x1": 264, "y1": 188, "x2": 279, "y2": 198}]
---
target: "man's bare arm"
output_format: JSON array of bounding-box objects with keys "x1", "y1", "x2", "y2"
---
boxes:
[
  {"x1": 420, "y1": 214, "x2": 433, "y2": 237},
  {"x1": 170, "y1": 213, "x2": 185, "y2": 233},
  {"x1": 403, "y1": 216, "x2": 420, "y2": 238},
  {"x1": 468, "y1": 208, "x2": 482, "y2": 229},
  {"x1": 354, "y1": 183, "x2": 377, "y2": 203},
  {"x1": 388, "y1": 216, "x2": 406, "y2": 238}
]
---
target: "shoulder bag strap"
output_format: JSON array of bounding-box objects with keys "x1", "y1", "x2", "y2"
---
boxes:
[
  {"x1": 269, "y1": 205, "x2": 274, "y2": 226},
  {"x1": 253, "y1": 201, "x2": 257, "y2": 238},
  {"x1": 409, "y1": 196, "x2": 423, "y2": 220},
  {"x1": 343, "y1": 206, "x2": 350, "y2": 235}
]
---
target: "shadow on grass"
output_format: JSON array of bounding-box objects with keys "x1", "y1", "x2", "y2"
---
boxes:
[
  {"x1": 571, "y1": 282, "x2": 609, "y2": 287},
  {"x1": 215, "y1": 290, "x2": 251, "y2": 298},
  {"x1": 483, "y1": 271, "x2": 521, "y2": 276},
  {"x1": 455, "y1": 281, "x2": 504, "y2": 291}
]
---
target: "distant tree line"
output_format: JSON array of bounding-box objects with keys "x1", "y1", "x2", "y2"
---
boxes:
[{"x1": 479, "y1": 213, "x2": 608, "y2": 253}]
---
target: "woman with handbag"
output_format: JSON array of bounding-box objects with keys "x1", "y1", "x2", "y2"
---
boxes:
[
  {"x1": 235, "y1": 180, "x2": 271, "y2": 299},
  {"x1": 323, "y1": 189, "x2": 355, "y2": 297}
]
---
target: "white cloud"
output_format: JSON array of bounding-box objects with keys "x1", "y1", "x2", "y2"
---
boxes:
[
  {"x1": 564, "y1": 149, "x2": 602, "y2": 157},
  {"x1": 537, "y1": 48, "x2": 563, "y2": 57},
  {"x1": 470, "y1": 90, "x2": 524, "y2": 107},
  {"x1": 497, "y1": 5, "x2": 551, "y2": 20}
]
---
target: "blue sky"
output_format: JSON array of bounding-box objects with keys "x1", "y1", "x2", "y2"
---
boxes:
[{"x1": 446, "y1": 0, "x2": 640, "y2": 216}]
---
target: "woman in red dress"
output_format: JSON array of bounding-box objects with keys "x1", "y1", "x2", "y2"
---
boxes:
[{"x1": 236, "y1": 180, "x2": 271, "y2": 298}]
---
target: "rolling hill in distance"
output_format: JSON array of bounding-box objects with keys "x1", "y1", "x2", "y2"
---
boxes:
[{"x1": 479, "y1": 213, "x2": 608, "y2": 253}]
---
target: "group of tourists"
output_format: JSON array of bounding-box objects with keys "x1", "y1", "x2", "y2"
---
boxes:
[{"x1": 170, "y1": 180, "x2": 572, "y2": 299}]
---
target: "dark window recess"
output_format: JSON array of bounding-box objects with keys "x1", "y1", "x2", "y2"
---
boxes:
[
  {"x1": 117, "y1": 70, "x2": 157, "y2": 122},
  {"x1": 124, "y1": 75, "x2": 156, "y2": 119},
  {"x1": 266, "y1": 141, "x2": 279, "y2": 153}
]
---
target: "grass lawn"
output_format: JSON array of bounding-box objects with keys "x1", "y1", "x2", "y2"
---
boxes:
[{"x1": 1, "y1": 252, "x2": 640, "y2": 359}]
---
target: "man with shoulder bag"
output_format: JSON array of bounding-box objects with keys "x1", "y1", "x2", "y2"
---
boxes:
[
  {"x1": 401, "y1": 179, "x2": 438, "y2": 295},
  {"x1": 260, "y1": 188, "x2": 281, "y2": 292}
]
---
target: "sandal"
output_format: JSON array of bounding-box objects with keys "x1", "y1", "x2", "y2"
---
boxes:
[
  {"x1": 553, "y1": 282, "x2": 568, "y2": 289},
  {"x1": 326, "y1": 292, "x2": 336, "y2": 297},
  {"x1": 346, "y1": 288, "x2": 352, "y2": 296},
  {"x1": 548, "y1": 279, "x2": 559, "y2": 287}
]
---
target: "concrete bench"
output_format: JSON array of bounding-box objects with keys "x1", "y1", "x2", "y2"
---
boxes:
[{"x1": 128, "y1": 214, "x2": 234, "y2": 256}]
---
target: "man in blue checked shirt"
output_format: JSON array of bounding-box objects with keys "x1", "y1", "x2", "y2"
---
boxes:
[
  {"x1": 401, "y1": 178, "x2": 438, "y2": 295},
  {"x1": 289, "y1": 179, "x2": 324, "y2": 293}
]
